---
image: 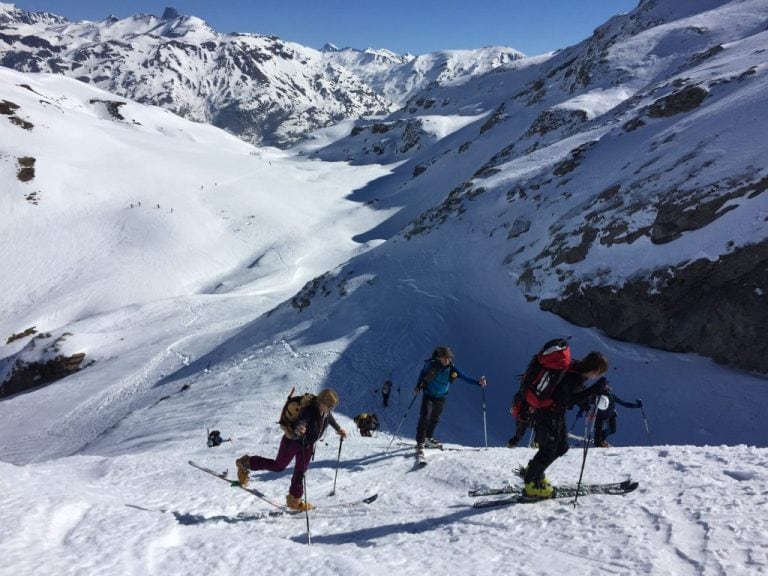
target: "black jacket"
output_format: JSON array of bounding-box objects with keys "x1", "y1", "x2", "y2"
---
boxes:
[
  {"x1": 548, "y1": 371, "x2": 606, "y2": 413},
  {"x1": 597, "y1": 393, "x2": 642, "y2": 417},
  {"x1": 293, "y1": 401, "x2": 340, "y2": 445}
]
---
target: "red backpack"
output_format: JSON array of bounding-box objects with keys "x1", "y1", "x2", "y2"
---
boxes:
[{"x1": 521, "y1": 339, "x2": 572, "y2": 410}]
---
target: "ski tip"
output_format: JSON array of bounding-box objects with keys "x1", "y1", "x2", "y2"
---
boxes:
[{"x1": 363, "y1": 494, "x2": 379, "y2": 504}]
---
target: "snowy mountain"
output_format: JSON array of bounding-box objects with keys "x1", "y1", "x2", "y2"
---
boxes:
[
  {"x1": 2, "y1": 0, "x2": 768, "y2": 573},
  {"x1": 2, "y1": 0, "x2": 767, "y2": 451},
  {"x1": 321, "y1": 45, "x2": 524, "y2": 106},
  {"x1": 310, "y1": 0, "x2": 768, "y2": 374},
  {"x1": 0, "y1": 3, "x2": 522, "y2": 147},
  {"x1": 0, "y1": 3, "x2": 391, "y2": 146}
]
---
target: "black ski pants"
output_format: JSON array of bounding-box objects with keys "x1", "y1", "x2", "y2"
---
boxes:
[
  {"x1": 416, "y1": 394, "x2": 445, "y2": 444},
  {"x1": 524, "y1": 410, "x2": 569, "y2": 484}
]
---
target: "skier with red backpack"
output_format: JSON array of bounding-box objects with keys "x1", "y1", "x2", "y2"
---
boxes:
[{"x1": 517, "y1": 340, "x2": 610, "y2": 498}]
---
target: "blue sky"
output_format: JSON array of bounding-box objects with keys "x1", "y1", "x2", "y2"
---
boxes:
[{"x1": 11, "y1": 1, "x2": 639, "y2": 55}]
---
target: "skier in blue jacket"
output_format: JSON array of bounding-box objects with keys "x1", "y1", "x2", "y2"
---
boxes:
[{"x1": 414, "y1": 346, "x2": 487, "y2": 452}]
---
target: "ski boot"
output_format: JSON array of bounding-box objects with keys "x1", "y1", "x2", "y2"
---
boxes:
[
  {"x1": 524, "y1": 479, "x2": 554, "y2": 499},
  {"x1": 235, "y1": 455, "x2": 251, "y2": 487},
  {"x1": 286, "y1": 494, "x2": 315, "y2": 511}
]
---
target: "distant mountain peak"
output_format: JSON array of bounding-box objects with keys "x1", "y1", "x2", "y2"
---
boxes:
[{"x1": 161, "y1": 7, "x2": 179, "y2": 20}]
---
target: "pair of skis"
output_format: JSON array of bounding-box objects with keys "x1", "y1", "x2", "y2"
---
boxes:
[
  {"x1": 469, "y1": 478, "x2": 639, "y2": 508},
  {"x1": 188, "y1": 461, "x2": 378, "y2": 518},
  {"x1": 190, "y1": 459, "x2": 638, "y2": 517}
]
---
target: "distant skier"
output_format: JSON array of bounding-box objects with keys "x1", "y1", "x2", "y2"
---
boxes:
[
  {"x1": 522, "y1": 351, "x2": 610, "y2": 498},
  {"x1": 235, "y1": 389, "x2": 347, "y2": 511},
  {"x1": 414, "y1": 346, "x2": 487, "y2": 454},
  {"x1": 381, "y1": 380, "x2": 393, "y2": 407},
  {"x1": 593, "y1": 394, "x2": 643, "y2": 447}
]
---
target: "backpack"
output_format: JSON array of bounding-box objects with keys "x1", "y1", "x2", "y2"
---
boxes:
[
  {"x1": 521, "y1": 338, "x2": 572, "y2": 410},
  {"x1": 277, "y1": 387, "x2": 316, "y2": 435},
  {"x1": 354, "y1": 413, "x2": 380, "y2": 432},
  {"x1": 418, "y1": 357, "x2": 456, "y2": 390},
  {"x1": 207, "y1": 429, "x2": 223, "y2": 447}
]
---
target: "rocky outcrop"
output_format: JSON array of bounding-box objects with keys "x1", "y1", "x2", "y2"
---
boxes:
[
  {"x1": 0, "y1": 332, "x2": 89, "y2": 398},
  {"x1": 1, "y1": 351, "x2": 87, "y2": 398},
  {"x1": 540, "y1": 240, "x2": 768, "y2": 373}
]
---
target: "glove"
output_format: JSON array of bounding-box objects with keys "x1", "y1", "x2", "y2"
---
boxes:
[{"x1": 636, "y1": 399, "x2": 643, "y2": 408}]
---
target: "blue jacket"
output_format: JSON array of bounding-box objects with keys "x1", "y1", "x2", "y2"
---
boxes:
[{"x1": 418, "y1": 359, "x2": 480, "y2": 398}]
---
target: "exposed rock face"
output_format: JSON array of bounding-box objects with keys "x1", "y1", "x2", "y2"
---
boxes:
[
  {"x1": 540, "y1": 240, "x2": 768, "y2": 373},
  {"x1": 0, "y1": 332, "x2": 89, "y2": 398},
  {"x1": 0, "y1": 352, "x2": 87, "y2": 398}
]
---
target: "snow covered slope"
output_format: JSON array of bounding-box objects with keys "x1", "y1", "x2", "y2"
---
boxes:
[
  {"x1": 1, "y1": 432, "x2": 766, "y2": 575},
  {"x1": 0, "y1": 65, "x2": 393, "y2": 456},
  {"x1": 311, "y1": 0, "x2": 768, "y2": 373},
  {"x1": 0, "y1": 2, "x2": 767, "y2": 572}
]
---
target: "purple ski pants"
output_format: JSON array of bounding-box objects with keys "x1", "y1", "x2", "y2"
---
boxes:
[{"x1": 248, "y1": 436, "x2": 313, "y2": 498}]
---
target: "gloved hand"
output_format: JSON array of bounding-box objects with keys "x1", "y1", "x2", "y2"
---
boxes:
[{"x1": 636, "y1": 398, "x2": 643, "y2": 408}]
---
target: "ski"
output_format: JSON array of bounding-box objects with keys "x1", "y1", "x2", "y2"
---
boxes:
[
  {"x1": 189, "y1": 460, "x2": 292, "y2": 513},
  {"x1": 472, "y1": 481, "x2": 639, "y2": 508},
  {"x1": 397, "y1": 441, "x2": 443, "y2": 450},
  {"x1": 468, "y1": 478, "x2": 635, "y2": 498},
  {"x1": 397, "y1": 441, "x2": 481, "y2": 452},
  {"x1": 188, "y1": 460, "x2": 378, "y2": 515}
]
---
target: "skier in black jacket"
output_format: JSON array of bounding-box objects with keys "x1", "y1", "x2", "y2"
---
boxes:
[
  {"x1": 522, "y1": 351, "x2": 610, "y2": 498},
  {"x1": 593, "y1": 394, "x2": 642, "y2": 447}
]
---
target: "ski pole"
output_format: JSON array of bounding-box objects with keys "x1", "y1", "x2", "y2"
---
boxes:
[
  {"x1": 573, "y1": 400, "x2": 597, "y2": 507},
  {"x1": 387, "y1": 391, "x2": 419, "y2": 453},
  {"x1": 570, "y1": 409, "x2": 584, "y2": 432},
  {"x1": 301, "y1": 440, "x2": 311, "y2": 545},
  {"x1": 329, "y1": 436, "x2": 344, "y2": 496},
  {"x1": 639, "y1": 402, "x2": 651, "y2": 442},
  {"x1": 481, "y1": 385, "x2": 488, "y2": 448}
]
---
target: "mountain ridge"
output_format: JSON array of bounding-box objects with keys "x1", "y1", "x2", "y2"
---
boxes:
[{"x1": 0, "y1": 2, "x2": 523, "y2": 146}]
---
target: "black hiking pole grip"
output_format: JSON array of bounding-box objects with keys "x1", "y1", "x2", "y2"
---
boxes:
[
  {"x1": 329, "y1": 436, "x2": 344, "y2": 496},
  {"x1": 387, "y1": 391, "x2": 419, "y2": 453}
]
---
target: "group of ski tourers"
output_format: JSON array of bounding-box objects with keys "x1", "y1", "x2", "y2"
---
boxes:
[{"x1": 232, "y1": 339, "x2": 642, "y2": 510}]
